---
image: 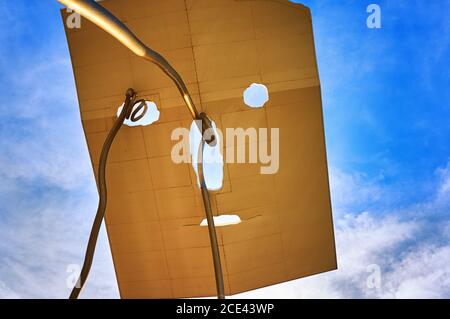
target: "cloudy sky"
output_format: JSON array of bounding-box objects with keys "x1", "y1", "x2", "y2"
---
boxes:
[{"x1": 0, "y1": 0, "x2": 449, "y2": 298}]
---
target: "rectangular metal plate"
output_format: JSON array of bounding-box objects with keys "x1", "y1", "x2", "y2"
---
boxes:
[{"x1": 63, "y1": 0, "x2": 336, "y2": 298}]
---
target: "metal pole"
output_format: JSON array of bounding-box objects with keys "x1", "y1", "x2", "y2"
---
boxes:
[
  {"x1": 70, "y1": 88, "x2": 136, "y2": 299},
  {"x1": 197, "y1": 136, "x2": 226, "y2": 299},
  {"x1": 59, "y1": 0, "x2": 223, "y2": 298}
]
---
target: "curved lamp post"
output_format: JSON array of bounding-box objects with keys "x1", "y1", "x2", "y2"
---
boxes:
[
  {"x1": 58, "y1": 0, "x2": 215, "y2": 142},
  {"x1": 58, "y1": 0, "x2": 224, "y2": 299}
]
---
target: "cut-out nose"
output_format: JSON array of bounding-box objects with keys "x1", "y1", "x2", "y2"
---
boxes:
[
  {"x1": 243, "y1": 83, "x2": 269, "y2": 108},
  {"x1": 190, "y1": 120, "x2": 224, "y2": 191},
  {"x1": 117, "y1": 100, "x2": 160, "y2": 127},
  {"x1": 200, "y1": 215, "x2": 242, "y2": 227}
]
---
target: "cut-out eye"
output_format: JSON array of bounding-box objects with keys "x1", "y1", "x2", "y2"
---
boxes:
[
  {"x1": 117, "y1": 100, "x2": 160, "y2": 127},
  {"x1": 243, "y1": 83, "x2": 269, "y2": 108},
  {"x1": 200, "y1": 215, "x2": 242, "y2": 227}
]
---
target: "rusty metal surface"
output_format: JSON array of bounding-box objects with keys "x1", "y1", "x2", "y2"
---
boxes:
[{"x1": 62, "y1": 0, "x2": 336, "y2": 298}]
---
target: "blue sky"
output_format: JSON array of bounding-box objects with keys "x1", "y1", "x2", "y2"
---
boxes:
[{"x1": 0, "y1": 0, "x2": 449, "y2": 298}]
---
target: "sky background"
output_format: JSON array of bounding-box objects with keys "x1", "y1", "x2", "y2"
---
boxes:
[{"x1": 0, "y1": 0, "x2": 449, "y2": 298}]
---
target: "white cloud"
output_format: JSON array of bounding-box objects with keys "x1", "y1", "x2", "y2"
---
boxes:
[
  {"x1": 234, "y1": 212, "x2": 420, "y2": 299},
  {"x1": 234, "y1": 163, "x2": 450, "y2": 299},
  {"x1": 381, "y1": 243, "x2": 450, "y2": 298},
  {"x1": 0, "y1": 185, "x2": 119, "y2": 299},
  {"x1": 328, "y1": 167, "x2": 384, "y2": 213},
  {"x1": 0, "y1": 281, "x2": 21, "y2": 299},
  {"x1": 235, "y1": 212, "x2": 450, "y2": 299}
]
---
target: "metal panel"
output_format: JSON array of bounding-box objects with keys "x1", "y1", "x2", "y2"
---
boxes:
[{"x1": 62, "y1": 0, "x2": 336, "y2": 298}]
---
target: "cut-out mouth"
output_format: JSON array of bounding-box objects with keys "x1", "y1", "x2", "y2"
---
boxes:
[{"x1": 200, "y1": 215, "x2": 242, "y2": 227}]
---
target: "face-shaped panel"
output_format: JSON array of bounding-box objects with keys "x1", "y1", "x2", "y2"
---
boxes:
[{"x1": 62, "y1": 0, "x2": 336, "y2": 298}]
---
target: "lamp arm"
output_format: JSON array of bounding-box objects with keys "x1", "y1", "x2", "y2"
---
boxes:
[{"x1": 58, "y1": 0, "x2": 215, "y2": 143}]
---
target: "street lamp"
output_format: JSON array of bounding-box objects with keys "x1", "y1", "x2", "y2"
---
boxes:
[
  {"x1": 57, "y1": 0, "x2": 215, "y2": 141},
  {"x1": 57, "y1": 0, "x2": 223, "y2": 299}
]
